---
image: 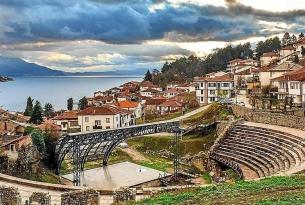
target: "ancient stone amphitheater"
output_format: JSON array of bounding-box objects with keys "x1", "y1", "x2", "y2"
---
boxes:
[{"x1": 210, "y1": 121, "x2": 305, "y2": 180}]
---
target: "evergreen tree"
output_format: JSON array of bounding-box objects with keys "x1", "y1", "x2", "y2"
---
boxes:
[
  {"x1": 78, "y1": 97, "x2": 88, "y2": 110},
  {"x1": 299, "y1": 32, "x2": 304, "y2": 39},
  {"x1": 24, "y1": 97, "x2": 34, "y2": 116},
  {"x1": 282, "y1": 32, "x2": 291, "y2": 46},
  {"x1": 294, "y1": 55, "x2": 299, "y2": 64},
  {"x1": 301, "y1": 46, "x2": 305, "y2": 56},
  {"x1": 144, "y1": 70, "x2": 153, "y2": 81},
  {"x1": 44, "y1": 103, "x2": 54, "y2": 118},
  {"x1": 255, "y1": 37, "x2": 281, "y2": 57},
  {"x1": 67, "y1": 98, "x2": 73, "y2": 111},
  {"x1": 291, "y1": 34, "x2": 297, "y2": 43},
  {"x1": 31, "y1": 129, "x2": 46, "y2": 154},
  {"x1": 30, "y1": 101, "x2": 43, "y2": 124}
]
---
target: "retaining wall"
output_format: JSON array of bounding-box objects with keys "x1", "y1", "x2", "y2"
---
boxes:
[{"x1": 232, "y1": 105, "x2": 305, "y2": 131}]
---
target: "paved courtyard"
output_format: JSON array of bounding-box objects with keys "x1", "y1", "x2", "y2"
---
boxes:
[{"x1": 63, "y1": 161, "x2": 170, "y2": 190}]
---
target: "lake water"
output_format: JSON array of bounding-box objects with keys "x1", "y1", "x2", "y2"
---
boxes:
[{"x1": 0, "y1": 76, "x2": 142, "y2": 112}]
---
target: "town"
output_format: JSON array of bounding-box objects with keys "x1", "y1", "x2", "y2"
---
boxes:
[{"x1": 3, "y1": 32, "x2": 305, "y2": 204}]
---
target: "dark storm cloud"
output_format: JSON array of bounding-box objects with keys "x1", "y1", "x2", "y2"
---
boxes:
[{"x1": 0, "y1": 0, "x2": 305, "y2": 44}]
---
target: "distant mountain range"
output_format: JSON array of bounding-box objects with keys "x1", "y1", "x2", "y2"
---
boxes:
[{"x1": 0, "y1": 56, "x2": 145, "y2": 77}]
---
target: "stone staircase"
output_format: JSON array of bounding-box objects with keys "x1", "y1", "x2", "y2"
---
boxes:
[{"x1": 210, "y1": 123, "x2": 305, "y2": 179}]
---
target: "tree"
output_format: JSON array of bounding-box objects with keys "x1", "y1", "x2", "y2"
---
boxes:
[
  {"x1": 301, "y1": 46, "x2": 305, "y2": 56},
  {"x1": 255, "y1": 37, "x2": 281, "y2": 57},
  {"x1": 78, "y1": 97, "x2": 88, "y2": 110},
  {"x1": 282, "y1": 32, "x2": 291, "y2": 46},
  {"x1": 43, "y1": 127, "x2": 60, "y2": 169},
  {"x1": 44, "y1": 103, "x2": 54, "y2": 118},
  {"x1": 31, "y1": 129, "x2": 46, "y2": 154},
  {"x1": 299, "y1": 32, "x2": 304, "y2": 39},
  {"x1": 24, "y1": 97, "x2": 34, "y2": 116},
  {"x1": 144, "y1": 70, "x2": 153, "y2": 81},
  {"x1": 67, "y1": 98, "x2": 73, "y2": 111},
  {"x1": 291, "y1": 34, "x2": 297, "y2": 43},
  {"x1": 30, "y1": 101, "x2": 43, "y2": 124},
  {"x1": 294, "y1": 55, "x2": 299, "y2": 64}
]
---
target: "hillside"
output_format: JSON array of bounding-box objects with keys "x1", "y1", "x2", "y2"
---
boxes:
[
  {"x1": 0, "y1": 56, "x2": 66, "y2": 76},
  {"x1": 131, "y1": 176, "x2": 305, "y2": 205},
  {"x1": 0, "y1": 56, "x2": 145, "y2": 77}
]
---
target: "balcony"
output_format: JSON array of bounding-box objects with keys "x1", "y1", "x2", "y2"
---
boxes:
[{"x1": 93, "y1": 125, "x2": 103, "y2": 130}]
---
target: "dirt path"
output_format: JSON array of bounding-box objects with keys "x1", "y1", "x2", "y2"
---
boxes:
[{"x1": 118, "y1": 147, "x2": 148, "y2": 162}]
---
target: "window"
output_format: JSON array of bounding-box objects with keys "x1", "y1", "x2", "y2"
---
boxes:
[
  {"x1": 86, "y1": 126, "x2": 90, "y2": 131},
  {"x1": 201, "y1": 90, "x2": 204, "y2": 94},
  {"x1": 208, "y1": 83, "x2": 216, "y2": 87},
  {"x1": 210, "y1": 97, "x2": 215, "y2": 102},
  {"x1": 95, "y1": 120, "x2": 101, "y2": 125},
  {"x1": 209, "y1": 90, "x2": 215, "y2": 95},
  {"x1": 106, "y1": 126, "x2": 110, "y2": 129},
  {"x1": 106, "y1": 118, "x2": 110, "y2": 123},
  {"x1": 201, "y1": 97, "x2": 204, "y2": 102},
  {"x1": 290, "y1": 82, "x2": 299, "y2": 89},
  {"x1": 85, "y1": 117, "x2": 89, "y2": 122},
  {"x1": 10, "y1": 144, "x2": 15, "y2": 152},
  {"x1": 222, "y1": 83, "x2": 229, "y2": 87},
  {"x1": 201, "y1": 83, "x2": 204, "y2": 87},
  {"x1": 70, "y1": 121, "x2": 79, "y2": 126}
]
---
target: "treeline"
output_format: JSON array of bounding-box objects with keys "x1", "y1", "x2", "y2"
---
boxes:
[{"x1": 151, "y1": 36, "x2": 291, "y2": 87}]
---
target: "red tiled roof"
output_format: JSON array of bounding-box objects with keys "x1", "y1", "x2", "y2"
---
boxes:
[
  {"x1": 78, "y1": 106, "x2": 131, "y2": 116},
  {"x1": 271, "y1": 68, "x2": 305, "y2": 82},
  {"x1": 145, "y1": 98, "x2": 167, "y2": 106},
  {"x1": 281, "y1": 45, "x2": 296, "y2": 51},
  {"x1": 37, "y1": 120, "x2": 61, "y2": 131},
  {"x1": 116, "y1": 101, "x2": 139, "y2": 108},
  {"x1": 158, "y1": 100, "x2": 183, "y2": 108},
  {"x1": 262, "y1": 52, "x2": 279, "y2": 57},
  {"x1": 163, "y1": 88, "x2": 182, "y2": 94},
  {"x1": 141, "y1": 88, "x2": 161, "y2": 93},
  {"x1": 195, "y1": 73, "x2": 234, "y2": 82},
  {"x1": 140, "y1": 81, "x2": 160, "y2": 88},
  {"x1": 53, "y1": 111, "x2": 78, "y2": 120}
]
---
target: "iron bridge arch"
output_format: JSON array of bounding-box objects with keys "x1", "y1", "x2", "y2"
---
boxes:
[{"x1": 55, "y1": 121, "x2": 181, "y2": 185}]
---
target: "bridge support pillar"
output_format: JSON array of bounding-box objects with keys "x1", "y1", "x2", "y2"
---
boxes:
[{"x1": 73, "y1": 137, "x2": 81, "y2": 186}]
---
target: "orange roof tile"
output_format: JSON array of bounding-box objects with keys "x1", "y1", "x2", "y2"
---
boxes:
[{"x1": 116, "y1": 101, "x2": 139, "y2": 108}]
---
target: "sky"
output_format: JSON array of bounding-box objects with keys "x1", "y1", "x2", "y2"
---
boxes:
[{"x1": 0, "y1": 0, "x2": 305, "y2": 73}]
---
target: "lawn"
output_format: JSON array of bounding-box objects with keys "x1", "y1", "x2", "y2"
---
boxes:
[{"x1": 129, "y1": 176, "x2": 305, "y2": 205}]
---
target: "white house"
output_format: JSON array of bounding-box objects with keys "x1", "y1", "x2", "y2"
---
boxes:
[
  {"x1": 259, "y1": 62, "x2": 302, "y2": 87},
  {"x1": 115, "y1": 100, "x2": 143, "y2": 118},
  {"x1": 140, "y1": 81, "x2": 162, "y2": 92},
  {"x1": 140, "y1": 88, "x2": 161, "y2": 98},
  {"x1": 194, "y1": 72, "x2": 234, "y2": 105},
  {"x1": 271, "y1": 68, "x2": 305, "y2": 106},
  {"x1": 260, "y1": 52, "x2": 280, "y2": 66},
  {"x1": 77, "y1": 106, "x2": 135, "y2": 132},
  {"x1": 163, "y1": 88, "x2": 182, "y2": 98},
  {"x1": 280, "y1": 45, "x2": 296, "y2": 60},
  {"x1": 53, "y1": 111, "x2": 80, "y2": 133}
]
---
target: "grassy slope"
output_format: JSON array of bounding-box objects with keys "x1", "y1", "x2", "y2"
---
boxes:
[{"x1": 129, "y1": 176, "x2": 305, "y2": 205}]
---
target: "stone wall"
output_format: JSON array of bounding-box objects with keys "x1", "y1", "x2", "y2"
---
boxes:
[
  {"x1": 29, "y1": 192, "x2": 51, "y2": 205},
  {"x1": 0, "y1": 186, "x2": 22, "y2": 205},
  {"x1": 232, "y1": 105, "x2": 305, "y2": 131},
  {"x1": 61, "y1": 189, "x2": 99, "y2": 205}
]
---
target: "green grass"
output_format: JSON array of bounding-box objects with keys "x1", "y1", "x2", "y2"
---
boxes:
[
  {"x1": 254, "y1": 192, "x2": 305, "y2": 205},
  {"x1": 201, "y1": 173, "x2": 212, "y2": 184},
  {"x1": 25, "y1": 169, "x2": 61, "y2": 184},
  {"x1": 128, "y1": 133, "x2": 216, "y2": 157},
  {"x1": 128, "y1": 176, "x2": 305, "y2": 205}
]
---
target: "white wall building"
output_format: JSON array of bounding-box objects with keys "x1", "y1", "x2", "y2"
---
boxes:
[
  {"x1": 77, "y1": 106, "x2": 134, "y2": 132},
  {"x1": 271, "y1": 68, "x2": 305, "y2": 106},
  {"x1": 260, "y1": 52, "x2": 280, "y2": 66},
  {"x1": 194, "y1": 72, "x2": 235, "y2": 105}
]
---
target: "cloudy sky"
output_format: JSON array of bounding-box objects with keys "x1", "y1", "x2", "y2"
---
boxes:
[{"x1": 0, "y1": 0, "x2": 305, "y2": 72}]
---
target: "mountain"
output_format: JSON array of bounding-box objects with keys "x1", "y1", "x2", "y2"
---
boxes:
[
  {"x1": 0, "y1": 56, "x2": 66, "y2": 76},
  {"x1": 0, "y1": 56, "x2": 145, "y2": 77}
]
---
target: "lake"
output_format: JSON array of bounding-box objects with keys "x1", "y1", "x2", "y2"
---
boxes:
[{"x1": 0, "y1": 76, "x2": 142, "y2": 112}]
